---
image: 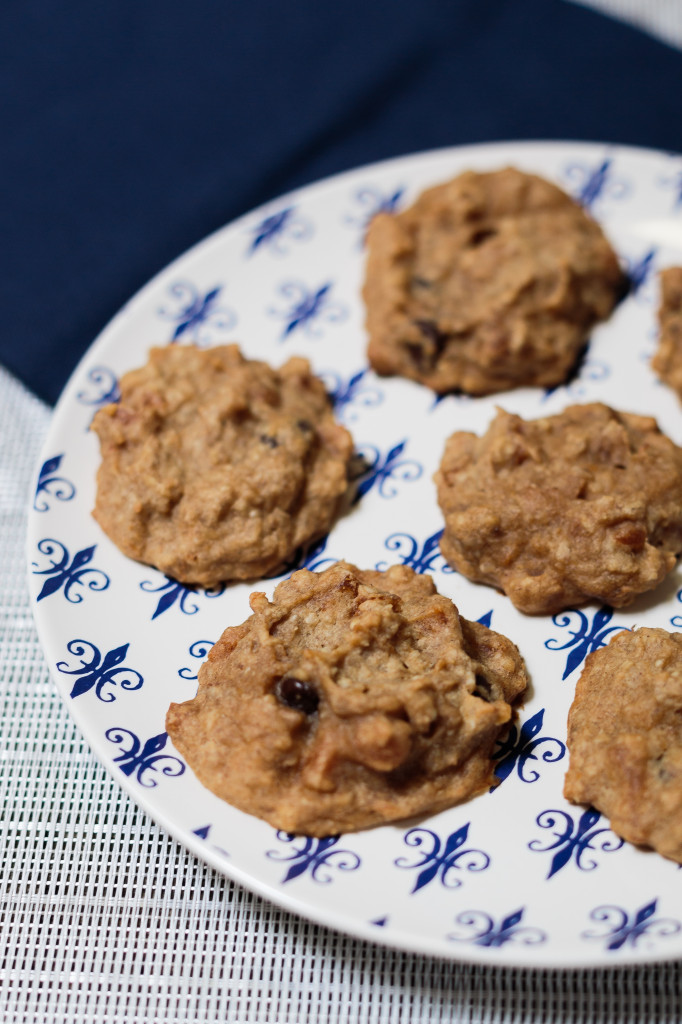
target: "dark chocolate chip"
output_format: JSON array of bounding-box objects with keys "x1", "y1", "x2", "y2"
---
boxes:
[
  {"x1": 469, "y1": 227, "x2": 496, "y2": 247},
  {"x1": 297, "y1": 419, "x2": 313, "y2": 432},
  {"x1": 274, "y1": 676, "x2": 320, "y2": 715},
  {"x1": 259, "y1": 434, "x2": 279, "y2": 449}
]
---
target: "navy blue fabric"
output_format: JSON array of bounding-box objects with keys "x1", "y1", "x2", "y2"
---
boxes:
[{"x1": 3, "y1": 0, "x2": 682, "y2": 404}]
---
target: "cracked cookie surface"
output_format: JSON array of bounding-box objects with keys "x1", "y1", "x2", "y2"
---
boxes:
[
  {"x1": 564, "y1": 627, "x2": 682, "y2": 864},
  {"x1": 91, "y1": 344, "x2": 354, "y2": 586},
  {"x1": 435, "y1": 402, "x2": 682, "y2": 614},
  {"x1": 166, "y1": 561, "x2": 528, "y2": 836},
  {"x1": 363, "y1": 167, "x2": 625, "y2": 395}
]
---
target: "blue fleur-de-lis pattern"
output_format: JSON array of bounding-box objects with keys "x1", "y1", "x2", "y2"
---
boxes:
[
  {"x1": 375, "y1": 529, "x2": 453, "y2": 575},
  {"x1": 57, "y1": 639, "x2": 143, "y2": 702},
  {"x1": 562, "y1": 155, "x2": 630, "y2": 209},
  {"x1": 344, "y1": 184, "x2": 404, "y2": 244},
  {"x1": 529, "y1": 808, "x2": 624, "y2": 879},
  {"x1": 247, "y1": 206, "x2": 312, "y2": 256},
  {"x1": 447, "y1": 908, "x2": 546, "y2": 948},
  {"x1": 626, "y1": 246, "x2": 657, "y2": 297},
  {"x1": 321, "y1": 367, "x2": 384, "y2": 422},
  {"x1": 105, "y1": 728, "x2": 185, "y2": 787},
  {"x1": 158, "y1": 280, "x2": 237, "y2": 344},
  {"x1": 493, "y1": 708, "x2": 566, "y2": 789},
  {"x1": 28, "y1": 142, "x2": 682, "y2": 967},
  {"x1": 581, "y1": 900, "x2": 682, "y2": 952},
  {"x1": 139, "y1": 576, "x2": 224, "y2": 620},
  {"x1": 544, "y1": 607, "x2": 628, "y2": 680},
  {"x1": 33, "y1": 454, "x2": 76, "y2": 512},
  {"x1": 266, "y1": 832, "x2": 361, "y2": 885},
  {"x1": 352, "y1": 440, "x2": 423, "y2": 501},
  {"x1": 394, "y1": 824, "x2": 490, "y2": 894},
  {"x1": 32, "y1": 539, "x2": 110, "y2": 604},
  {"x1": 270, "y1": 280, "x2": 347, "y2": 339}
]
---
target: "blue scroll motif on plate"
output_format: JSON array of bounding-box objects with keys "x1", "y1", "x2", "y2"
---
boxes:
[
  {"x1": 105, "y1": 728, "x2": 185, "y2": 787},
  {"x1": 178, "y1": 640, "x2": 216, "y2": 680},
  {"x1": 270, "y1": 280, "x2": 347, "y2": 339},
  {"x1": 352, "y1": 440, "x2": 422, "y2": 502},
  {"x1": 76, "y1": 366, "x2": 121, "y2": 408},
  {"x1": 33, "y1": 454, "x2": 76, "y2": 512},
  {"x1": 529, "y1": 808, "x2": 624, "y2": 879},
  {"x1": 394, "y1": 824, "x2": 490, "y2": 894},
  {"x1": 447, "y1": 907, "x2": 546, "y2": 948},
  {"x1": 246, "y1": 206, "x2": 312, "y2": 256},
  {"x1": 581, "y1": 899, "x2": 681, "y2": 951},
  {"x1": 57, "y1": 639, "x2": 143, "y2": 702},
  {"x1": 562, "y1": 155, "x2": 629, "y2": 209},
  {"x1": 267, "y1": 832, "x2": 361, "y2": 885},
  {"x1": 158, "y1": 281, "x2": 236, "y2": 344},
  {"x1": 32, "y1": 539, "x2": 110, "y2": 603},
  {"x1": 544, "y1": 607, "x2": 628, "y2": 680},
  {"x1": 344, "y1": 184, "x2": 404, "y2": 245},
  {"x1": 139, "y1": 575, "x2": 224, "y2": 620},
  {"x1": 375, "y1": 528, "x2": 452, "y2": 576},
  {"x1": 492, "y1": 708, "x2": 566, "y2": 790},
  {"x1": 322, "y1": 367, "x2": 384, "y2": 422}
]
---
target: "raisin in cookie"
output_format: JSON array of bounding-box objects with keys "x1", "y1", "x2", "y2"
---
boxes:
[
  {"x1": 564, "y1": 627, "x2": 682, "y2": 864},
  {"x1": 652, "y1": 266, "x2": 682, "y2": 399},
  {"x1": 363, "y1": 167, "x2": 625, "y2": 395},
  {"x1": 435, "y1": 403, "x2": 682, "y2": 614},
  {"x1": 166, "y1": 561, "x2": 528, "y2": 836},
  {"x1": 91, "y1": 344, "x2": 353, "y2": 586}
]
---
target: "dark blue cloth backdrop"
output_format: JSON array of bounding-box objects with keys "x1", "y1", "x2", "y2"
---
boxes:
[{"x1": 3, "y1": 0, "x2": 682, "y2": 404}]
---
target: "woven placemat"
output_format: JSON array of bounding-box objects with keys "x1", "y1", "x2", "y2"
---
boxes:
[{"x1": 2, "y1": 356, "x2": 681, "y2": 1023}]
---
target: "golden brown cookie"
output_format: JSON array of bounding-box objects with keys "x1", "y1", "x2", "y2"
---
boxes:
[
  {"x1": 652, "y1": 266, "x2": 682, "y2": 399},
  {"x1": 564, "y1": 627, "x2": 682, "y2": 864},
  {"x1": 363, "y1": 167, "x2": 625, "y2": 395},
  {"x1": 91, "y1": 344, "x2": 354, "y2": 586},
  {"x1": 166, "y1": 561, "x2": 528, "y2": 836},
  {"x1": 435, "y1": 402, "x2": 682, "y2": 614}
]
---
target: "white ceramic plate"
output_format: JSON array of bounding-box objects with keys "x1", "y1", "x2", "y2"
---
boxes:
[{"x1": 27, "y1": 141, "x2": 682, "y2": 968}]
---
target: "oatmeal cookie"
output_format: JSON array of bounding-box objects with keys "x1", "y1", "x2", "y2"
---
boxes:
[
  {"x1": 652, "y1": 266, "x2": 682, "y2": 399},
  {"x1": 435, "y1": 402, "x2": 682, "y2": 614},
  {"x1": 166, "y1": 561, "x2": 528, "y2": 836},
  {"x1": 91, "y1": 344, "x2": 354, "y2": 586},
  {"x1": 564, "y1": 627, "x2": 682, "y2": 863},
  {"x1": 363, "y1": 166, "x2": 625, "y2": 394}
]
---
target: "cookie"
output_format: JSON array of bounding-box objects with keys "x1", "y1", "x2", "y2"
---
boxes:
[
  {"x1": 564, "y1": 627, "x2": 682, "y2": 864},
  {"x1": 435, "y1": 402, "x2": 682, "y2": 614},
  {"x1": 166, "y1": 561, "x2": 528, "y2": 836},
  {"x1": 363, "y1": 166, "x2": 625, "y2": 395},
  {"x1": 91, "y1": 344, "x2": 354, "y2": 586},
  {"x1": 652, "y1": 266, "x2": 682, "y2": 399}
]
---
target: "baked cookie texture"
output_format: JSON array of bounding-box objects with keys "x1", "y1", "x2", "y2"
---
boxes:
[
  {"x1": 564, "y1": 627, "x2": 682, "y2": 864},
  {"x1": 363, "y1": 167, "x2": 625, "y2": 395},
  {"x1": 91, "y1": 344, "x2": 354, "y2": 587},
  {"x1": 166, "y1": 561, "x2": 528, "y2": 836},
  {"x1": 652, "y1": 266, "x2": 682, "y2": 399},
  {"x1": 435, "y1": 402, "x2": 682, "y2": 615}
]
